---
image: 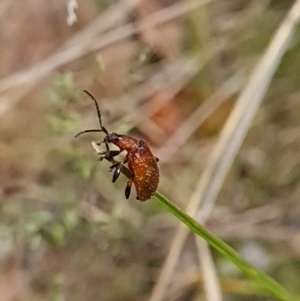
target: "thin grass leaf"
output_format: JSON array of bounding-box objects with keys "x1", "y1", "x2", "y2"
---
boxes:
[{"x1": 154, "y1": 191, "x2": 300, "y2": 301}]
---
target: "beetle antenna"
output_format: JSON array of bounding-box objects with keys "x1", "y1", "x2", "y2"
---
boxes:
[
  {"x1": 74, "y1": 129, "x2": 103, "y2": 138},
  {"x1": 83, "y1": 90, "x2": 108, "y2": 134}
]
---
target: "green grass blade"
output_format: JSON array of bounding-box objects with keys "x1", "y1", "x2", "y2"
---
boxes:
[{"x1": 154, "y1": 191, "x2": 300, "y2": 301}]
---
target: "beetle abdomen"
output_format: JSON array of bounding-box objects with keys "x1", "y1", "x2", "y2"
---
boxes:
[
  {"x1": 133, "y1": 156, "x2": 159, "y2": 201},
  {"x1": 127, "y1": 140, "x2": 159, "y2": 201}
]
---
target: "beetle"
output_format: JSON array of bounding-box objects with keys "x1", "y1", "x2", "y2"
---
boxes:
[{"x1": 75, "y1": 90, "x2": 159, "y2": 201}]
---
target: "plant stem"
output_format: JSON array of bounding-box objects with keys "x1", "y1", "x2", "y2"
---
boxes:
[{"x1": 154, "y1": 191, "x2": 300, "y2": 301}]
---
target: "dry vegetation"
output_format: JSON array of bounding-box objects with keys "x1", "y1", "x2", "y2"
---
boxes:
[{"x1": 1, "y1": 0, "x2": 300, "y2": 301}]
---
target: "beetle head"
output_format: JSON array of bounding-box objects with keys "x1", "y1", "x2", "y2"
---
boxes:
[{"x1": 105, "y1": 132, "x2": 122, "y2": 144}]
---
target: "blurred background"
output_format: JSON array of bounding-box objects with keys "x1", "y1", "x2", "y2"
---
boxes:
[{"x1": 1, "y1": 0, "x2": 300, "y2": 300}]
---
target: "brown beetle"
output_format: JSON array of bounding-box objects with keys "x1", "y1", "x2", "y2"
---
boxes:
[{"x1": 75, "y1": 90, "x2": 159, "y2": 201}]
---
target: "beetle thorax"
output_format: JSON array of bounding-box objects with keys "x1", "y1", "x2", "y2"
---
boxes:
[{"x1": 106, "y1": 133, "x2": 139, "y2": 152}]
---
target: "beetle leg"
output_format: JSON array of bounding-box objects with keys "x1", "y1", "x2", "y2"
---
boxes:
[
  {"x1": 125, "y1": 178, "x2": 133, "y2": 199},
  {"x1": 112, "y1": 164, "x2": 122, "y2": 183},
  {"x1": 104, "y1": 141, "x2": 110, "y2": 152},
  {"x1": 96, "y1": 140, "x2": 110, "y2": 152},
  {"x1": 109, "y1": 162, "x2": 119, "y2": 171},
  {"x1": 155, "y1": 157, "x2": 159, "y2": 162},
  {"x1": 99, "y1": 150, "x2": 121, "y2": 161},
  {"x1": 96, "y1": 139, "x2": 111, "y2": 159},
  {"x1": 110, "y1": 158, "x2": 128, "y2": 183}
]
